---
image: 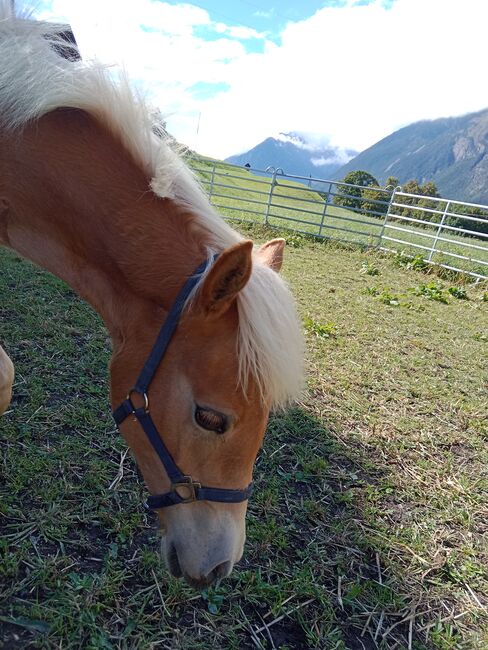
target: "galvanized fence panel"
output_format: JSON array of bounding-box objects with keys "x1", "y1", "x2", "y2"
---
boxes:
[{"x1": 189, "y1": 156, "x2": 488, "y2": 280}]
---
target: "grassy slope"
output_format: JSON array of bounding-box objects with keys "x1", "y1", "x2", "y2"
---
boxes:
[
  {"x1": 190, "y1": 159, "x2": 488, "y2": 278},
  {"x1": 0, "y1": 226, "x2": 487, "y2": 649}
]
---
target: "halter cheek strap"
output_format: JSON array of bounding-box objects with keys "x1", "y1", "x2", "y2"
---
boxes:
[{"x1": 112, "y1": 256, "x2": 253, "y2": 509}]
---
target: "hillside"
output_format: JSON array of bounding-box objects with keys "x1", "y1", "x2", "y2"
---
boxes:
[
  {"x1": 225, "y1": 132, "x2": 357, "y2": 179},
  {"x1": 334, "y1": 108, "x2": 488, "y2": 204}
]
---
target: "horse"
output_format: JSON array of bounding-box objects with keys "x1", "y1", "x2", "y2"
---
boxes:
[{"x1": 0, "y1": 5, "x2": 303, "y2": 588}]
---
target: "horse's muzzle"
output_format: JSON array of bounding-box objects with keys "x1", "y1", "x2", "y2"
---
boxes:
[{"x1": 161, "y1": 529, "x2": 239, "y2": 588}]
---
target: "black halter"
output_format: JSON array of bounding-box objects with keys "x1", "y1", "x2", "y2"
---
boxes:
[{"x1": 112, "y1": 256, "x2": 253, "y2": 510}]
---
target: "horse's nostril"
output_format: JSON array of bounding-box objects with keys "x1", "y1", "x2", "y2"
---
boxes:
[
  {"x1": 181, "y1": 560, "x2": 233, "y2": 589},
  {"x1": 212, "y1": 560, "x2": 232, "y2": 581}
]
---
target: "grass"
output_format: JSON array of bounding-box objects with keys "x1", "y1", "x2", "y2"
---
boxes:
[
  {"x1": 0, "y1": 224, "x2": 487, "y2": 649},
  {"x1": 189, "y1": 158, "x2": 488, "y2": 279}
]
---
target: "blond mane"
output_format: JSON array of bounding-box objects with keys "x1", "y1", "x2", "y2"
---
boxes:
[{"x1": 0, "y1": 3, "x2": 304, "y2": 408}]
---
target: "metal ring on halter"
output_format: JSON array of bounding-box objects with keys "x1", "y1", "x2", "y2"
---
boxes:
[
  {"x1": 171, "y1": 476, "x2": 202, "y2": 503},
  {"x1": 126, "y1": 388, "x2": 149, "y2": 414}
]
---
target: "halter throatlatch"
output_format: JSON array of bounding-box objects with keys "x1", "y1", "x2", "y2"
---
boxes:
[{"x1": 112, "y1": 256, "x2": 253, "y2": 509}]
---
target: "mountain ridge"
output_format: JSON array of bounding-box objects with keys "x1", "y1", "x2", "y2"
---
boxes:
[
  {"x1": 225, "y1": 133, "x2": 357, "y2": 180},
  {"x1": 333, "y1": 109, "x2": 488, "y2": 204}
]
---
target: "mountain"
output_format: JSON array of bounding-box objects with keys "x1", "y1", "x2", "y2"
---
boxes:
[
  {"x1": 225, "y1": 133, "x2": 357, "y2": 180},
  {"x1": 333, "y1": 109, "x2": 488, "y2": 204}
]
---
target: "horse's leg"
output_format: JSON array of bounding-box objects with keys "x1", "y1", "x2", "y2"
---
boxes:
[{"x1": 0, "y1": 344, "x2": 14, "y2": 416}]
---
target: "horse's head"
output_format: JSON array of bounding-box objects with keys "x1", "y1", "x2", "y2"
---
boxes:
[
  {"x1": 0, "y1": 6, "x2": 302, "y2": 589},
  {"x1": 110, "y1": 237, "x2": 302, "y2": 588}
]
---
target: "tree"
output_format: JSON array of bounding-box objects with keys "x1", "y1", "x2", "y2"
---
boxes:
[
  {"x1": 402, "y1": 179, "x2": 422, "y2": 195},
  {"x1": 399, "y1": 180, "x2": 423, "y2": 219},
  {"x1": 333, "y1": 170, "x2": 380, "y2": 211},
  {"x1": 395, "y1": 179, "x2": 441, "y2": 223},
  {"x1": 420, "y1": 181, "x2": 439, "y2": 197},
  {"x1": 447, "y1": 205, "x2": 488, "y2": 237},
  {"x1": 417, "y1": 182, "x2": 441, "y2": 222},
  {"x1": 361, "y1": 185, "x2": 391, "y2": 217},
  {"x1": 362, "y1": 176, "x2": 400, "y2": 218},
  {"x1": 362, "y1": 176, "x2": 403, "y2": 218}
]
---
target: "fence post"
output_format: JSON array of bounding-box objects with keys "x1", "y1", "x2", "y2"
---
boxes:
[
  {"x1": 428, "y1": 200, "x2": 450, "y2": 262},
  {"x1": 208, "y1": 161, "x2": 217, "y2": 200},
  {"x1": 318, "y1": 182, "x2": 333, "y2": 237},
  {"x1": 377, "y1": 185, "x2": 400, "y2": 249},
  {"x1": 265, "y1": 169, "x2": 278, "y2": 226}
]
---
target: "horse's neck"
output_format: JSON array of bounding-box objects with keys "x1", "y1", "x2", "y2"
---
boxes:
[{"x1": 0, "y1": 108, "x2": 205, "y2": 336}]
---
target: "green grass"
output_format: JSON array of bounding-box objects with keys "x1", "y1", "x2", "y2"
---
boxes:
[
  {"x1": 189, "y1": 158, "x2": 488, "y2": 279},
  {"x1": 1, "y1": 226, "x2": 487, "y2": 649}
]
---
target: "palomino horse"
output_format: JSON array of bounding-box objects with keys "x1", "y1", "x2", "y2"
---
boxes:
[{"x1": 0, "y1": 6, "x2": 303, "y2": 587}]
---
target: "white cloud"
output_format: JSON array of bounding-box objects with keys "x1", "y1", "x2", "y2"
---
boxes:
[
  {"x1": 35, "y1": 0, "x2": 488, "y2": 160},
  {"x1": 193, "y1": 0, "x2": 487, "y2": 158},
  {"x1": 276, "y1": 132, "x2": 354, "y2": 156},
  {"x1": 312, "y1": 152, "x2": 354, "y2": 167},
  {"x1": 253, "y1": 7, "x2": 275, "y2": 18},
  {"x1": 214, "y1": 22, "x2": 265, "y2": 40},
  {"x1": 254, "y1": 9, "x2": 274, "y2": 19}
]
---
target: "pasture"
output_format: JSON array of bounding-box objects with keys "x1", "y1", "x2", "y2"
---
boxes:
[
  {"x1": 0, "y1": 225, "x2": 487, "y2": 649},
  {"x1": 190, "y1": 158, "x2": 488, "y2": 279}
]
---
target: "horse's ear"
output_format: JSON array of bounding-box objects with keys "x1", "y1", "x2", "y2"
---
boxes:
[
  {"x1": 198, "y1": 240, "x2": 253, "y2": 318},
  {"x1": 255, "y1": 238, "x2": 285, "y2": 272}
]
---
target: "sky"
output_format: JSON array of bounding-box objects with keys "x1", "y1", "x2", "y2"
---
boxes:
[{"x1": 31, "y1": 0, "x2": 487, "y2": 162}]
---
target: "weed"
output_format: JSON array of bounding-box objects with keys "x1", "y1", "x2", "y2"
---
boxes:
[
  {"x1": 473, "y1": 331, "x2": 487, "y2": 342},
  {"x1": 394, "y1": 251, "x2": 429, "y2": 272},
  {"x1": 304, "y1": 316, "x2": 337, "y2": 338},
  {"x1": 378, "y1": 289, "x2": 401, "y2": 306},
  {"x1": 448, "y1": 286, "x2": 468, "y2": 300},
  {"x1": 410, "y1": 282, "x2": 449, "y2": 303},
  {"x1": 365, "y1": 286, "x2": 379, "y2": 296},
  {"x1": 285, "y1": 233, "x2": 307, "y2": 248},
  {"x1": 366, "y1": 286, "x2": 401, "y2": 305},
  {"x1": 360, "y1": 261, "x2": 380, "y2": 276},
  {"x1": 201, "y1": 587, "x2": 225, "y2": 615}
]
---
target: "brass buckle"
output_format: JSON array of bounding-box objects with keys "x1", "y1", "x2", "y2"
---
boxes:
[
  {"x1": 126, "y1": 388, "x2": 149, "y2": 414},
  {"x1": 171, "y1": 476, "x2": 201, "y2": 503}
]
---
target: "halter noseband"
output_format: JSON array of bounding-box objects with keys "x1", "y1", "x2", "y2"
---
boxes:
[{"x1": 112, "y1": 256, "x2": 253, "y2": 510}]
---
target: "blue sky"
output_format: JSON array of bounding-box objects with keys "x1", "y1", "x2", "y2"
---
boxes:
[
  {"x1": 32, "y1": 0, "x2": 487, "y2": 160},
  {"x1": 165, "y1": 0, "x2": 331, "y2": 41}
]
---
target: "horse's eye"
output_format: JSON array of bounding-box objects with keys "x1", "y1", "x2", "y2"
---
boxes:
[{"x1": 195, "y1": 406, "x2": 228, "y2": 434}]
